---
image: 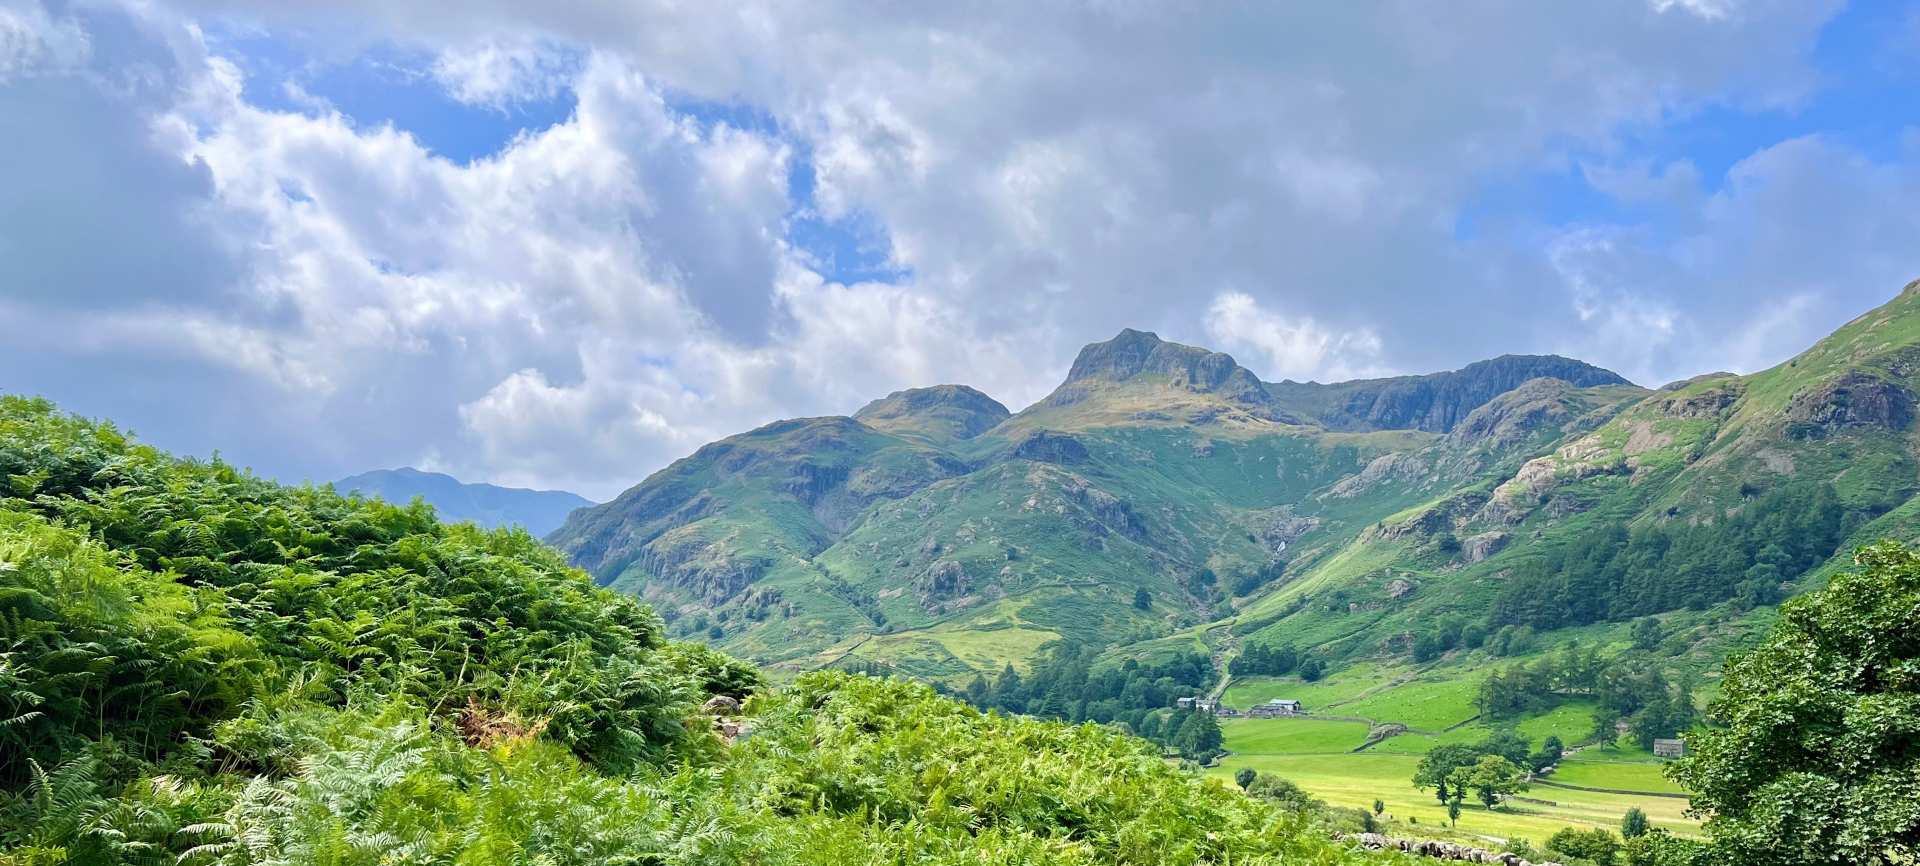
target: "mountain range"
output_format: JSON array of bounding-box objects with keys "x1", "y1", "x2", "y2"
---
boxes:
[
  {"x1": 337, "y1": 467, "x2": 593, "y2": 537},
  {"x1": 548, "y1": 282, "x2": 1920, "y2": 681}
]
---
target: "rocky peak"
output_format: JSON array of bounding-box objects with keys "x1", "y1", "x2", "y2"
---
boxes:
[
  {"x1": 855, "y1": 384, "x2": 1011, "y2": 442},
  {"x1": 1054, "y1": 329, "x2": 1273, "y2": 407},
  {"x1": 1274, "y1": 354, "x2": 1632, "y2": 433}
]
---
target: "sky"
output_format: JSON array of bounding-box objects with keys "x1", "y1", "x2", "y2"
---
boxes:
[{"x1": 3, "y1": 0, "x2": 1919, "y2": 500}]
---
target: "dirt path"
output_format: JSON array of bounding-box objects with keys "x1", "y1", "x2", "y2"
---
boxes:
[{"x1": 1205, "y1": 628, "x2": 1241, "y2": 701}]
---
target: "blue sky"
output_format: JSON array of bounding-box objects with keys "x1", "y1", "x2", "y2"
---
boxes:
[{"x1": 2, "y1": 0, "x2": 1917, "y2": 497}]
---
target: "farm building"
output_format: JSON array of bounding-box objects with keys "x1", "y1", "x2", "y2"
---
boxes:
[
  {"x1": 1248, "y1": 698, "x2": 1303, "y2": 718},
  {"x1": 1653, "y1": 738, "x2": 1686, "y2": 758}
]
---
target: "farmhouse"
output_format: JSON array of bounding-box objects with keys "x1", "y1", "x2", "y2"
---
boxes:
[
  {"x1": 1653, "y1": 738, "x2": 1686, "y2": 758},
  {"x1": 1248, "y1": 698, "x2": 1303, "y2": 718}
]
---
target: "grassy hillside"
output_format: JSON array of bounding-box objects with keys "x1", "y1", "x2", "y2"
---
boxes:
[
  {"x1": 0, "y1": 395, "x2": 1399, "y2": 865},
  {"x1": 550, "y1": 280, "x2": 1920, "y2": 747}
]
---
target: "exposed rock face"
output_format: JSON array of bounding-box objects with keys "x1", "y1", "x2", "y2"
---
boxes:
[
  {"x1": 636, "y1": 528, "x2": 770, "y2": 605},
  {"x1": 1059, "y1": 475, "x2": 1148, "y2": 541},
  {"x1": 1654, "y1": 375, "x2": 1744, "y2": 419},
  {"x1": 1384, "y1": 578, "x2": 1416, "y2": 599},
  {"x1": 916, "y1": 559, "x2": 974, "y2": 611},
  {"x1": 1062, "y1": 328, "x2": 1272, "y2": 403},
  {"x1": 1481, "y1": 436, "x2": 1628, "y2": 524},
  {"x1": 1013, "y1": 431, "x2": 1091, "y2": 464},
  {"x1": 854, "y1": 384, "x2": 1011, "y2": 442},
  {"x1": 1033, "y1": 329, "x2": 1306, "y2": 422},
  {"x1": 1448, "y1": 378, "x2": 1574, "y2": 447},
  {"x1": 1785, "y1": 372, "x2": 1913, "y2": 439},
  {"x1": 1259, "y1": 508, "x2": 1319, "y2": 553},
  {"x1": 1461, "y1": 530, "x2": 1510, "y2": 563},
  {"x1": 1324, "y1": 452, "x2": 1429, "y2": 499},
  {"x1": 1379, "y1": 491, "x2": 1487, "y2": 540},
  {"x1": 1273, "y1": 355, "x2": 1632, "y2": 433}
]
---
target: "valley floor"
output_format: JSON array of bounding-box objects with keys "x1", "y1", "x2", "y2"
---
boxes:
[{"x1": 1208, "y1": 663, "x2": 1700, "y2": 845}]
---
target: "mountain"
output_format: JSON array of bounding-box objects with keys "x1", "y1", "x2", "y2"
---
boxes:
[
  {"x1": 1266, "y1": 354, "x2": 1633, "y2": 432},
  {"x1": 336, "y1": 467, "x2": 592, "y2": 536},
  {"x1": 853, "y1": 384, "x2": 1011, "y2": 444},
  {"x1": 550, "y1": 281, "x2": 1920, "y2": 686}
]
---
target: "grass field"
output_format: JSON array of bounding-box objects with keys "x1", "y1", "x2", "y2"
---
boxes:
[
  {"x1": 1553, "y1": 748, "x2": 1688, "y2": 795},
  {"x1": 1214, "y1": 668, "x2": 1699, "y2": 845}
]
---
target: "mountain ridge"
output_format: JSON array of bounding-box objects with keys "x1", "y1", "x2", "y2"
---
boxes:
[
  {"x1": 337, "y1": 466, "x2": 593, "y2": 537},
  {"x1": 549, "y1": 286, "x2": 1920, "y2": 686}
]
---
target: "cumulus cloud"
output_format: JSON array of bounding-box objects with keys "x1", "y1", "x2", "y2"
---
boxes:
[
  {"x1": 5, "y1": 0, "x2": 1917, "y2": 501},
  {"x1": 430, "y1": 37, "x2": 576, "y2": 108},
  {"x1": 1203, "y1": 293, "x2": 1389, "y2": 383}
]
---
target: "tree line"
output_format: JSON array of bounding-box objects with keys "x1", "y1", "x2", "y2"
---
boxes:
[
  {"x1": 1474, "y1": 640, "x2": 1699, "y2": 750},
  {"x1": 1488, "y1": 482, "x2": 1865, "y2": 632},
  {"x1": 953, "y1": 643, "x2": 1223, "y2": 759}
]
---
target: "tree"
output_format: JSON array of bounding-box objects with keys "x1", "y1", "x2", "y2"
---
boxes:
[
  {"x1": 1133, "y1": 587, "x2": 1152, "y2": 610},
  {"x1": 1448, "y1": 755, "x2": 1525, "y2": 809},
  {"x1": 1372, "y1": 798, "x2": 1385, "y2": 816},
  {"x1": 1548, "y1": 827, "x2": 1622, "y2": 864},
  {"x1": 1446, "y1": 795, "x2": 1462, "y2": 827},
  {"x1": 1246, "y1": 773, "x2": 1319, "y2": 813},
  {"x1": 1476, "y1": 729, "x2": 1531, "y2": 767},
  {"x1": 1589, "y1": 705, "x2": 1622, "y2": 747},
  {"x1": 1411, "y1": 632, "x2": 1444, "y2": 662},
  {"x1": 964, "y1": 674, "x2": 990, "y2": 706},
  {"x1": 1235, "y1": 767, "x2": 1256, "y2": 790},
  {"x1": 1185, "y1": 710, "x2": 1223, "y2": 757},
  {"x1": 1671, "y1": 542, "x2": 1920, "y2": 865},
  {"x1": 1631, "y1": 616, "x2": 1664, "y2": 651},
  {"x1": 1414, "y1": 744, "x2": 1483, "y2": 804},
  {"x1": 1620, "y1": 806, "x2": 1649, "y2": 839},
  {"x1": 1297, "y1": 655, "x2": 1326, "y2": 682},
  {"x1": 1529, "y1": 735, "x2": 1564, "y2": 772}
]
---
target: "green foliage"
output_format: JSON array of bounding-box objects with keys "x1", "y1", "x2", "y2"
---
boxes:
[
  {"x1": 0, "y1": 396, "x2": 713, "y2": 788},
  {"x1": 0, "y1": 398, "x2": 1387, "y2": 866},
  {"x1": 1475, "y1": 642, "x2": 1695, "y2": 751},
  {"x1": 1244, "y1": 772, "x2": 1321, "y2": 814},
  {"x1": 1621, "y1": 807, "x2": 1649, "y2": 839},
  {"x1": 1230, "y1": 641, "x2": 1299, "y2": 677},
  {"x1": 967, "y1": 643, "x2": 1213, "y2": 755},
  {"x1": 1489, "y1": 483, "x2": 1858, "y2": 631},
  {"x1": 1530, "y1": 735, "x2": 1565, "y2": 773},
  {"x1": 1548, "y1": 826, "x2": 1623, "y2": 864},
  {"x1": 1447, "y1": 755, "x2": 1525, "y2": 809},
  {"x1": 1671, "y1": 541, "x2": 1920, "y2": 865},
  {"x1": 1413, "y1": 732, "x2": 1538, "y2": 807}
]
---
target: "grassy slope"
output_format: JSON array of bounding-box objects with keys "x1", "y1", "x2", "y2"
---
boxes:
[{"x1": 560, "y1": 284, "x2": 1920, "y2": 712}]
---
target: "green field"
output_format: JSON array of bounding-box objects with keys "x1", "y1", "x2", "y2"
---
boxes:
[
  {"x1": 1214, "y1": 672, "x2": 1699, "y2": 844},
  {"x1": 1553, "y1": 750, "x2": 1688, "y2": 795}
]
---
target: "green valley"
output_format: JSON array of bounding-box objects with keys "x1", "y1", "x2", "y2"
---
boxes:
[{"x1": 540, "y1": 280, "x2": 1920, "y2": 856}]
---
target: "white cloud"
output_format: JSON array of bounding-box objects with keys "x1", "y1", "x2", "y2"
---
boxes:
[
  {"x1": 430, "y1": 37, "x2": 575, "y2": 108},
  {"x1": 9, "y1": 0, "x2": 1918, "y2": 502},
  {"x1": 1649, "y1": 0, "x2": 1740, "y2": 21},
  {"x1": 1202, "y1": 292, "x2": 1389, "y2": 383}
]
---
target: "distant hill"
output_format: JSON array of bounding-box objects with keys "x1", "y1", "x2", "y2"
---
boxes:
[
  {"x1": 336, "y1": 467, "x2": 592, "y2": 536},
  {"x1": 550, "y1": 281, "x2": 1920, "y2": 688}
]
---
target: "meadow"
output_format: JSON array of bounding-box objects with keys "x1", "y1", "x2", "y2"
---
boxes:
[{"x1": 1210, "y1": 671, "x2": 1700, "y2": 846}]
